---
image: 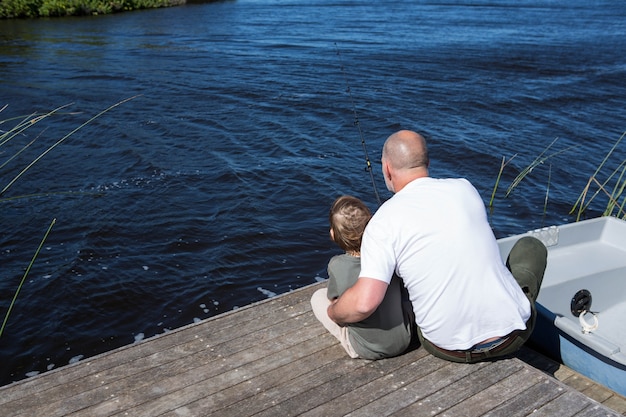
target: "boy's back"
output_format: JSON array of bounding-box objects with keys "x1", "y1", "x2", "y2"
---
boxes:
[{"x1": 327, "y1": 254, "x2": 412, "y2": 360}]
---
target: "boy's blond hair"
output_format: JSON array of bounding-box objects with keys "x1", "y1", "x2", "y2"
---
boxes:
[{"x1": 329, "y1": 195, "x2": 372, "y2": 253}]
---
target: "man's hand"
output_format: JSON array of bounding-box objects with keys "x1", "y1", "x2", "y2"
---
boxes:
[{"x1": 327, "y1": 277, "x2": 388, "y2": 325}]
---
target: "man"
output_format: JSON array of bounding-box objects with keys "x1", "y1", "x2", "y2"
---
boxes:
[{"x1": 327, "y1": 130, "x2": 547, "y2": 363}]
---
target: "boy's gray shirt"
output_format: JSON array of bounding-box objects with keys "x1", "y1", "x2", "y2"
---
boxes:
[{"x1": 327, "y1": 254, "x2": 412, "y2": 359}]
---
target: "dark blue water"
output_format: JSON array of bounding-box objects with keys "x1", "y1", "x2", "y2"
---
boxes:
[{"x1": 1, "y1": 0, "x2": 625, "y2": 386}]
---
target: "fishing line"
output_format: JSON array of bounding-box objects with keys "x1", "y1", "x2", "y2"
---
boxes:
[{"x1": 334, "y1": 43, "x2": 382, "y2": 206}]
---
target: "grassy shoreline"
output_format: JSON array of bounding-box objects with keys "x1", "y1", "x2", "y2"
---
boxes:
[{"x1": 0, "y1": 0, "x2": 189, "y2": 19}]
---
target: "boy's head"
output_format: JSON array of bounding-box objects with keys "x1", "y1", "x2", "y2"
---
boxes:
[{"x1": 329, "y1": 195, "x2": 372, "y2": 253}]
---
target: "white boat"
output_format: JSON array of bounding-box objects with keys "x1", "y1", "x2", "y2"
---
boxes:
[{"x1": 497, "y1": 216, "x2": 626, "y2": 397}]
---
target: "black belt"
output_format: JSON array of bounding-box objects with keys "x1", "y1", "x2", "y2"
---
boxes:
[{"x1": 432, "y1": 330, "x2": 521, "y2": 362}]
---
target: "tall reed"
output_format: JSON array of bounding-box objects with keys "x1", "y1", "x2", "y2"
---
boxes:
[
  {"x1": 491, "y1": 131, "x2": 626, "y2": 224},
  {"x1": 1, "y1": 96, "x2": 138, "y2": 338},
  {"x1": 490, "y1": 139, "x2": 571, "y2": 223},
  {"x1": 0, "y1": 219, "x2": 55, "y2": 338},
  {"x1": 489, "y1": 154, "x2": 516, "y2": 209},
  {"x1": 505, "y1": 138, "x2": 576, "y2": 198},
  {"x1": 570, "y1": 131, "x2": 626, "y2": 221}
]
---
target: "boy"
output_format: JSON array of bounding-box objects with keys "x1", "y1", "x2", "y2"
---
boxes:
[{"x1": 310, "y1": 195, "x2": 413, "y2": 359}]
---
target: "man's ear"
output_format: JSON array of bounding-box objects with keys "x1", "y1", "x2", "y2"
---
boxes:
[{"x1": 383, "y1": 160, "x2": 392, "y2": 181}]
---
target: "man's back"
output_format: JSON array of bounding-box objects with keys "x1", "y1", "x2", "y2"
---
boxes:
[{"x1": 360, "y1": 177, "x2": 531, "y2": 350}]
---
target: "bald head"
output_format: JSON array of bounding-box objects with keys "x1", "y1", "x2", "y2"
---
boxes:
[
  {"x1": 381, "y1": 130, "x2": 429, "y2": 193},
  {"x1": 382, "y1": 130, "x2": 429, "y2": 171}
]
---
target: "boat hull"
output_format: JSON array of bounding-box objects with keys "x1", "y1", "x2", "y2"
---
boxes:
[
  {"x1": 531, "y1": 302, "x2": 626, "y2": 396},
  {"x1": 497, "y1": 216, "x2": 626, "y2": 397}
]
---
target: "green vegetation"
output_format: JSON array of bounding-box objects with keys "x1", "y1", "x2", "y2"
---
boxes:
[
  {"x1": 491, "y1": 131, "x2": 626, "y2": 222},
  {"x1": 571, "y1": 131, "x2": 626, "y2": 221},
  {"x1": 0, "y1": 97, "x2": 137, "y2": 338},
  {"x1": 0, "y1": 219, "x2": 55, "y2": 338},
  {"x1": 489, "y1": 154, "x2": 516, "y2": 209},
  {"x1": 0, "y1": 0, "x2": 185, "y2": 18},
  {"x1": 489, "y1": 138, "x2": 573, "y2": 216},
  {"x1": 504, "y1": 138, "x2": 574, "y2": 199}
]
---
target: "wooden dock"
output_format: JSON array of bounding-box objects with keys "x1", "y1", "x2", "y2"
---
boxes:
[{"x1": 1, "y1": 281, "x2": 624, "y2": 417}]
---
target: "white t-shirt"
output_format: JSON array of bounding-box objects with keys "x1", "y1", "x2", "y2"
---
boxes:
[{"x1": 360, "y1": 177, "x2": 530, "y2": 351}]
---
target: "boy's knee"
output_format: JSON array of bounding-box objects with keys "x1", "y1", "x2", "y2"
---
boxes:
[{"x1": 311, "y1": 288, "x2": 329, "y2": 305}]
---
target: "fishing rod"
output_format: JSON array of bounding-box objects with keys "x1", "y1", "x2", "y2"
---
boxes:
[{"x1": 334, "y1": 43, "x2": 382, "y2": 206}]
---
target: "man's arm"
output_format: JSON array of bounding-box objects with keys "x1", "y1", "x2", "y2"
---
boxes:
[{"x1": 327, "y1": 277, "x2": 388, "y2": 325}]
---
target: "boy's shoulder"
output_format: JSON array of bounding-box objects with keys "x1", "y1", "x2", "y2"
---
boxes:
[
  {"x1": 327, "y1": 254, "x2": 361, "y2": 296},
  {"x1": 329, "y1": 253, "x2": 360, "y2": 267},
  {"x1": 328, "y1": 254, "x2": 361, "y2": 283}
]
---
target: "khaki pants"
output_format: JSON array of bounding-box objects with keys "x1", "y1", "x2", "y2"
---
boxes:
[{"x1": 310, "y1": 288, "x2": 359, "y2": 358}]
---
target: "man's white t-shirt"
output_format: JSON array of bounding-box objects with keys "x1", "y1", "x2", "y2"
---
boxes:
[{"x1": 360, "y1": 177, "x2": 530, "y2": 351}]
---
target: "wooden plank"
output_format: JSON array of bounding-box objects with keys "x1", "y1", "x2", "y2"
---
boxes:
[
  {"x1": 584, "y1": 383, "x2": 617, "y2": 403},
  {"x1": 533, "y1": 391, "x2": 596, "y2": 417},
  {"x1": 240, "y1": 349, "x2": 375, "y2": 417},
  {"x1": 575, "y1": 404, "x2": 625, "y2": 417},
  {"x1": 252, "y1": 347, "x2": 436, "y2": 417},
  {"x1": 68, "y1": 302, "x2": 322, "y2": 417},
  {"x1": 516, "y1": 345, "x2": 561, "y2": 375},
  {"x1": 517, "y1": 345, "x2": 626, "y2": 415},
  {"x1": 604, "y1": 396, "x2": 626, "y2": 415},
  {"x1": 168, "y1": 341, "x2": 349, "y2": 417},
  {"x1": 1, "y1": 281, "x2": 623, "y2": 417},
  {"x1": 210, "y1": 353, "x2": 370, "y2": 416},
  {"x1": 480, "y1": 374, "x2": 565, "y2": 417},
  {"x1": 298, "y1": 349, "x2": 434, "y2": 417},
  {"x1": 0, "y1": 285, "x2": 316, "y2": 407},
  {"x1": 2, "y1": 288, "x2": 319, "y2": 417},
  {"x1": 390, "y1": 358, "x2": 523, "y2": 417},
  {"x1": 345, "y1": 361, "x2": 489, "y2": 416},
  {"x1": 104, "y1": 332, "x2": 337, "y2": 417}
]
